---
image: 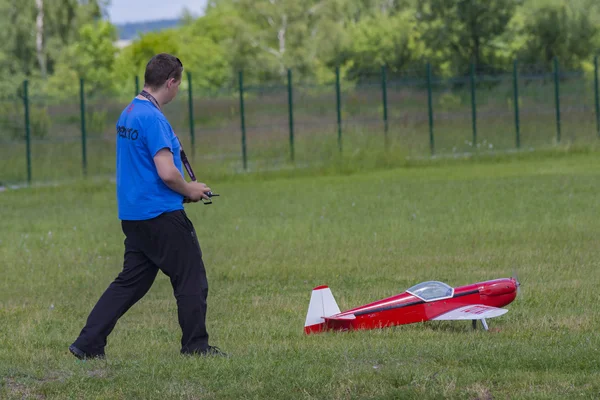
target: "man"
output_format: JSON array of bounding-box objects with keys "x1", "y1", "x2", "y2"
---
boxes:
[{"x1": 69, "y1": 53, "x2": 225, "y2": 359}]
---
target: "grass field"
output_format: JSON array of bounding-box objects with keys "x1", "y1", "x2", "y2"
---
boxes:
[{"x1": 1, "y1": 150, "x2": 600, "y2": 399}]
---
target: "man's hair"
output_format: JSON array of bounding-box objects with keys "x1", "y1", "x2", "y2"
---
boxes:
[{"x1": 144, "y1": 53, "x2": 183, "y2": 89}]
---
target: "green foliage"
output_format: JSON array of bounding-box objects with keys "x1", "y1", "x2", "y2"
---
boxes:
[
  {"x1": 30, "y1": 106, "x2": 51, "y2": 139},
  {"x1": 438, "y1": 92, "x2": 463, "y2": 111},
  {"x1": 0, "y1": 101, "x2": 49, "y2": 140},
  {"x1": 0, "y1": 0, "x2": 110, "y2": 98},
  {"x1": 122, "y1": 30, "x2": 180, "y2": 75},
  {"x1": 0, "y1": 0, "x2": 37, "y2": 78},
  {"x1": 190, "y1": 4, "x2": 262, "y2": 82},
  {"x1": 0, "y1": 100, "x2": 22, "y2": 140},
  {"x1": 43, "y1": 64, "x2": 80, "y2": 100},
  {"x1": 45, "y1": 21, "x2": 117, "y2": 99},
  {"x1": 179, "y1": 38, "x2": 231, "y2": 92},
  {"x1": 416, "y1": 0, "x2": 521, "y2": 75},
  {"x1": 517, "y1": 0, "x2": 600, "y2": 69},
  {"x1": 111, "y1": 29, "x2": 183, "y2": 96},
  {"x1": 1, "y1": 0, "x2": 599, "y2": 102},
  {"x1": 341, "y1": 11, "x2": 424, "y2": 81},
  {"x1": 87, "y1": 109, "x2": 108, "y2": 136},
  {"x1": 204, "y1": 0, "x2": 329, "y2": 84}
]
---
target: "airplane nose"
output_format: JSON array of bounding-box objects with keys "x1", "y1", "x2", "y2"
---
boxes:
[{"x1": 479, "y1": 279, "x2": 517, "y2": 296}]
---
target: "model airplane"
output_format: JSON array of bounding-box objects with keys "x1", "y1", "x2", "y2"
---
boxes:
[{"x1": 304, "y1": 277, "x2": 520, "y2": 334}]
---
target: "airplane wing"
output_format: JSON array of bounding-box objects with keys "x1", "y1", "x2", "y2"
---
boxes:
[{"x1": 432, "y1": 305, "x2": 508, "y2": 321}]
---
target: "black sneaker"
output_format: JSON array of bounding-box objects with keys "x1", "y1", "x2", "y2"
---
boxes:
[
  {"x1": 201, "y1": 346, "x2": 228, "y2": 357},
  {"x1": 183, "y1": 346, "x2": 229, "y2": 358},
  {"x1": 69, "y1": 344, "x2": 105, "y2": 360}
]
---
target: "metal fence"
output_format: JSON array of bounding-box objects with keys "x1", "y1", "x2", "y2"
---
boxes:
[{"x1": 1, "y1": 56, "x2": 599, "y2": 185}]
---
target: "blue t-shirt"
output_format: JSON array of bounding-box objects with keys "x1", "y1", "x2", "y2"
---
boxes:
[{"x1": 116, "y1": 98, "x2": 184, "y2": 220}]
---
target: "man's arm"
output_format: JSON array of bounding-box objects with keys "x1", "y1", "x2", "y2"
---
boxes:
[{"x1": 154, "y1": 148, "x2": 210, "y2": 201}]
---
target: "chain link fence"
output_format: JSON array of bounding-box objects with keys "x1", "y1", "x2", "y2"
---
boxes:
[{"x1": 1, "y1": 57, "x2": 599, "y2": 185}]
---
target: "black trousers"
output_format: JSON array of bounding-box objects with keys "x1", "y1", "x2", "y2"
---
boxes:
[{"x1": 72, "y1": 210, "x2": 209, "y2": 355}]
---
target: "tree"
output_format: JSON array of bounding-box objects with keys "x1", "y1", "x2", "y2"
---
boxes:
[
  {"x1": 202, "y1": 0, "x2": 427, "y2": 84},
  {"x1": 205, "y1": 0, "x2": 339, "y2": 82},
  {"x1": 111, "y1": 29, "x2": 181, "y2": 91},
  {"x1": 517, "y1": 0, "x2": 600, "y2": 69},
  {"x1": 416, "y1": 0, "x2": 520, "y2": 74},
  {"x1": 336, "y1": 0, "x2": 414, "y2": 22},
  {"x1": 36, "y1": 0, "x2": 47, "y2": 78},
  {"x1": 185, "y1": 4, "x2": 265, "y2": 84},
  {"x1": 45, "y1": 20, "x2": 118, "y2": 98},
  {"x1": 233, "y1": 0, "x2": 326, "y2": 78},
  {"x1": 0, "y1": 0, "x2": 110, "y2": 95},
  {"x1": 340, "y1": 10, "x2": 424, "y2": 81},
  {"x1": 0, "y1": 0, "x2": 38, "y2": 79},
  {"x1": 44, "y1": 0, "x2": 107, "y2": 75},
  {"x1": 111, "y1": 23, "x2": 232, "y2": 94},
  {"x1": 178, "y1": 36, "x2": 230, "y2": 91}
]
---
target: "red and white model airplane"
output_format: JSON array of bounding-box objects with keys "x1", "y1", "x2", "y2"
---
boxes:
[{"x1": 304, "y1": 278, "x2": 519, "y2": 334}]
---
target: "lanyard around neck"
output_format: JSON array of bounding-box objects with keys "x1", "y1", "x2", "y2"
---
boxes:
[
  {"x1": 139, "y1": 90, "x2": 161, "y2": 111},
  {"x1": 138, "y1": 90, "x2": 197, "y2": 182}
]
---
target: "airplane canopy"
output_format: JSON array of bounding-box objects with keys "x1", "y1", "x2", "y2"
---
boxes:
[{"x1": 406, "y1": 281, "x2": 454, "y2": 302}]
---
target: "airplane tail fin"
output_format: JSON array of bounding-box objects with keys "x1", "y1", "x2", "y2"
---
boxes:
[{"x1": 304, "y1": 285, "x2": 341, "y2": 334}]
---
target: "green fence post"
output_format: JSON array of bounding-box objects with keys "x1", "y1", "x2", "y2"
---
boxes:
[
  {"x1": 135, "y1": 75, "x2": 139, "y2": 95},
  {"x1": 287, "y1": 68, "x2": 295, "y2": 163},
  {"x1": 238, "y1": 71, "x2": 247, "y2": 170},
  {"x1": 513, "y1": 59, "x2": 521, "y2": 149},
  {"x1": 79, "y1": 78, "x2": 87, "y2": 176},
  {"x1": 187, "y1": 71, "x2": 195, "y2": 159},
  {"x1": 594, "y1": 55, "x2": 599, "y2": 138},
  {"x1": 336, "y1": 66, "x2": 342, "y2": 152},
  {"x1": 381, "y1": 65, "x2": 389, "y2": 146},
  {"x1": 470, "y1": 62, "x2": 477, "y2": 148},
  {"x1": 554, "y1": 57, "x2": 561, "y2": 143},
  {"x1": 23, "y1": 80, "x2": 32, "y2": 185},
  {"x1": 426, "y1": 63, "x2": 435, "y2": 155}
]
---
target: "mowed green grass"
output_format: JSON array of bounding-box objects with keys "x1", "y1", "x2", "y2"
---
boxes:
[{"x1": 1, "y1": 152, "x2": 600, "y2": 399}]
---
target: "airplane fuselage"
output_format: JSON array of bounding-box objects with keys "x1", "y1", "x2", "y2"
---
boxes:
[{"x1": 318, "y1": 278, "x2": 518, "y2": 332}]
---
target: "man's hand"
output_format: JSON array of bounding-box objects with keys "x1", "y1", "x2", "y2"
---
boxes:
[
  {"x1": 154, "y1": 149, "x2": 210, "y2": 201},
  {"x1": 184, "y1": 182, "x2": 211, "y2": 202}
]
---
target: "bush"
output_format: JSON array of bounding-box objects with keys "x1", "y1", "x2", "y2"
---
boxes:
[
  {"x1": 0, "y1": 101, "x2": 22, "y2": 140},
  {"x1": 30, "y1": 107, "x2": 52, "y2": 139},
  {"x1": 438, "y1": 92, "x2": 463, "y2": 111},
  {"x1": 87, "y1": 110, "x2": 109, "y2": 136}
]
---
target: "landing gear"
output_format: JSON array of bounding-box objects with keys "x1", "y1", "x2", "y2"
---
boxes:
[{"x1": 472, "y1": 318, "x2": 489, "y2": 331}]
